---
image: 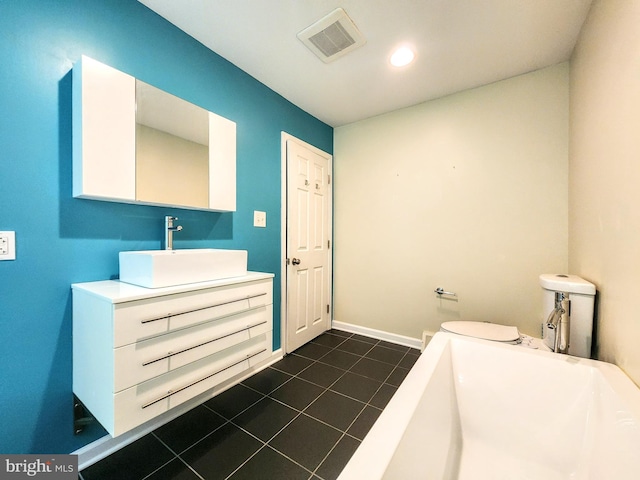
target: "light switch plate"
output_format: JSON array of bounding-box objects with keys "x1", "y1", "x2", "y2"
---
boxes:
[
  {"x1": 0, "y1": 231, "x2": 16, "y2": 260},
  {"x1": 253, "y1": 211, "x2": 266, "y2": 228}
]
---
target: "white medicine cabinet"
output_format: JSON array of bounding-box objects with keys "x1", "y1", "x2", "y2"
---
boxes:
[{"x1": 72, "y1": 55, "x2": 236, "y2": 212}]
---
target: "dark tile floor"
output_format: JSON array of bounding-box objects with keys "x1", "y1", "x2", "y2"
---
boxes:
[{"x1": 80, "y1": 329, "x2": 421, "y2": 480}]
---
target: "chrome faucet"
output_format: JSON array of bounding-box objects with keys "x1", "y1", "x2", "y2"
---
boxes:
[
  {"x1": 164, "y1": 216, "x2": 182, "y2": 250},
  {"x1": 546, "y1": 292, "x2": 570, "y2": 354}
]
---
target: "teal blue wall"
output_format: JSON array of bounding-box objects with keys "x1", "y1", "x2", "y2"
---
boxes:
[{"x1": 0, "y1": 0, "x2": 333, "y2": 454}]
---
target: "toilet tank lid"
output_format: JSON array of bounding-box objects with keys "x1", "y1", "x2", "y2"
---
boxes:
[{"x1": 539, "y1": 274, "x2": 596, "y2": 295}]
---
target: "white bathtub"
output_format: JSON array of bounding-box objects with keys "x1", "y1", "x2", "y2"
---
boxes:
[{"x1": 339, "y1": 332, "x2": 640, "y2": 480}]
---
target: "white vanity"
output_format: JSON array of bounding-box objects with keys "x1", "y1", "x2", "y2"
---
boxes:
[
  {"x1": 70, "y1": 54, "x2": 265, "y2": 438},
  {"x1": 72, "y1": 272, "x2": 273, "y2": 437}
]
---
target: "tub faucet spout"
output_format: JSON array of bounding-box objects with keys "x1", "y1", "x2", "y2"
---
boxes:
[
  {"x1": 546, "y1": 292, "x2": 570, "y2": 354},
  {"x1": 164, "y1": 216, "x2": 183, "y2": 250}
]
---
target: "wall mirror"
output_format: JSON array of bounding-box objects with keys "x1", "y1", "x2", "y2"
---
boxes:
[
  {"x1": 135, "y1": 80, "x2": 209, "y2": 209},
  {"x1": 72, "y1": 55, "x2": 236, "y2": 212}
]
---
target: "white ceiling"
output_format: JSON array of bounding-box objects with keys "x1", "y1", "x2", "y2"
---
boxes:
[{"x1": 138, "y1": 0, "x2": 593, "y2": 127}]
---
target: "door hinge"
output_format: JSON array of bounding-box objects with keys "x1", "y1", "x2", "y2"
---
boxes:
[
  {"x1": 327, "y1": 304, "x2": 330, "y2": 314},
  {"x1": 327, "y1": 240, "x2": 330, "y2": 249},
  {"x1": 328, "y1": 174, "x2": 331, "y2": 185}
]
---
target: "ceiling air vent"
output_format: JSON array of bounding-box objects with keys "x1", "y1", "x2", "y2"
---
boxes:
[{"x1": 297, "y1": 8, "x2": 366, "y2": 63}]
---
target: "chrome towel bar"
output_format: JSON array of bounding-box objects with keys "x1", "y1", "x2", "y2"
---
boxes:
[{"x1": 434, "y1": 287, "x2": 457, "y2": 297}]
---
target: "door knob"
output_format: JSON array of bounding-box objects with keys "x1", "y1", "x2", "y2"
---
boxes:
[{"x1": 291, "y1": 258, "x2": 301, "y2": 265}]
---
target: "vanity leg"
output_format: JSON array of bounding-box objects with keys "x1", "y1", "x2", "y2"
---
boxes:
[{"x1": 73, "y1": 395, "x2": 94, "y2": 435}]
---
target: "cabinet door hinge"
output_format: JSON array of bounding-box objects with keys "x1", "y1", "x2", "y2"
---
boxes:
[
  {"x1": 327, "y1": 304, "x2": 330, "y2": 314},
  {"x1": 328, "y1": 174, "x2": 331, "y2": 185},
  {"x1": 327, "y1": 239, "x2": 331, "y2": 249}
]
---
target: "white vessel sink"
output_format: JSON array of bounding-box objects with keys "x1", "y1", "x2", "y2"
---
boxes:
[{"x1": 119, "y1": 249, "x2": 248, "y2": 288}]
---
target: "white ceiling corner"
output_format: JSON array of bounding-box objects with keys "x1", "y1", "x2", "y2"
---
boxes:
[{"x1": 137, "y1": 0, "x2": 593, "y2": 127}]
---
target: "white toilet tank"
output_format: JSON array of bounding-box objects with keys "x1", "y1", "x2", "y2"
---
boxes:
[{"x1": 540, "y1": 274, "x2": 596, "y2": 358}]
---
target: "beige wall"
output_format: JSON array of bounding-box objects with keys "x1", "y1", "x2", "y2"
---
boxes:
[
  {"x1": 570, "y1": 0, "x2": 640, "y2": 385},
  {"x1": 334, "y1": 64, "x2": 569, "y2": 339}
]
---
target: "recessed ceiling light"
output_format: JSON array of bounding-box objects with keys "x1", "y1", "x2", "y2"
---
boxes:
[{"x1": 390, "y1": 46, "x2": 415, "y2": 67}]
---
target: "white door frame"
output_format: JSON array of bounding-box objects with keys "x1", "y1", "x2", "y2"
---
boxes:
[{"x1": 280, "y1": 132, "x2": 333, "y2": 354}]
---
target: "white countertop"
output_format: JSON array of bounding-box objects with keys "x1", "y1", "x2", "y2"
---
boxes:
[{"x1": 72, "y1": 271, "x2": 274, "y2": 303}]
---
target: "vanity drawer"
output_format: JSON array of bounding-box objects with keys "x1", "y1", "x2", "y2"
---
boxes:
[
  {"x1": 112, "y1": 332, "x2": 270, "y2": 436},
  {"x1": 114, "y1": 305, "x2": 272, "y2": 392},
  {"x1": 113, "y1": 278, "x2": 272, "y2": 347}
]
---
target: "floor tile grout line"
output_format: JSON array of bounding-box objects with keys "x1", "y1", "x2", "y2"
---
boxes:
[
  {"x1": 304, "y1": 344, "x2": 409, "y2": 373},
  {"x1": 264, "y1": 362, "x2": 388, "y2": 429},
  {"x1": 240, "y1": 368, "x2": 299, "y2": 396},
  {"x1": 213, "y1": 342, "x2": 395, "y2": 476},
  {"x1": 148, "y1": 431, "x2": 205, "y2": 480},
  {"x1": 222, "y1": 415, "x2": 318, "y2": 480},
  {"x1": 171, "y1": 416, "x2": 236, "y2": 458},
  {"x1": 184, "y1": 370, "x2": 355, "y2": 480},
  {"x1": 333, "y1": 339, "x2": 377, "y2": 358},
  {"x1": 230, "y1": 408, "x2": 303, "y2": 444},
  {"x1": 170, "y1": 411, "x2": 311, "y2": 480},
  {"x1": 224, "y1": 443, "x2": 317, "y2": 480},
  {"x1": 149, "y1": 400, "x2": 363, "y2": 480},
  {"x1": 174, "y1": 388, "x2": 302, "y2": 463},
  {"x1": 292, "y1": 409, "x2": 362, "y2": 477},
  {"x1": 307, "y1": 367, "x2": 398, "y2": 480},
  {"x1": 222, "y1": 444, "x2": 269, "y2": 480},
  {"x1": 309, "y1": 399, "x2": 368, "y2": 480},
  {"x1": 360, "y1": 344, "x2": 414, "y2": 367},
  {"x1": 265, "y1": 369, "x2": 382, "y2": 420},
  {"x1": 222, "y1": 440, "x2": 314, "y2": 480},
  {"x1": 307, "y1": 331, "x2": 366, "y2": 356},
  {"x1": 397, "y1": 347, "x2": 421, "y2": 366},
  {"x1": 329, "y1": 329, "x2": 354, "y2": 339},
  {"x1": 219, "y1": 406, "x2": 292, "y2": 479},
  {"x1": 295, "y1": 330, "x2": 405, "y2": 367},
  {"x1": 311, "y1": 383, "x2": 392, "y2": 438},
  {"x1": 310, "y1": 432, "x2": 351, "y2": 480},
  {"x1": 327, "y1": 373, "x2": 393, "y2": 412},
  {"x1": 80, "y1": 329, "x2": 419, "y2": 479},
  {"x1": 260, "y1": 444, "x2": 317, "y2": 479},
  {"x1": 275, "y1": 336, "x2": 403, "y2": 412},
  {"x1": 276, "y1": 355, "x2": 374, "y2": 400},
  {"x1": 202, "y1": 387, "x2": 268, "y2": 422},
  {"x1": 313, "y1": 353, "x2": 365, "y2": 372},
  {"x1": 242, "y1": 363, "x2": 349, "y2": 428}
]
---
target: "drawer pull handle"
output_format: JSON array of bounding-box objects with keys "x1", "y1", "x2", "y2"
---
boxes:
[
  {"x1": 142, "y1": 320, "x2": 268, "y2": 366},
  {"x1": 141, "y1": 348, "x2": 267, "y2": 409},
  {"x1": 140, "y1": 293, "x2": 267, "y2": 325}
]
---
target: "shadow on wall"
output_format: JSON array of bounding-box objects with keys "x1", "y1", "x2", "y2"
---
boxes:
[
  {"x1": 57, "y1": 70, "x2": 233, "y2": 245},
  {"x1": 591, "y1": 290, "x2": 600, "y2": 359},
  {"x1": 29, "y1": 296, "x2": 108, "y2": 452}
]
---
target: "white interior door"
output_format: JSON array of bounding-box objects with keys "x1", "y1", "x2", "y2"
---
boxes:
[{"x1": 285, "y1": 137, "x2": 332, "y2": 353}]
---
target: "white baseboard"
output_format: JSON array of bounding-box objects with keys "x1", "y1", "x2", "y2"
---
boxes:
[
  {"x1": 331, "y1": 321, "x2": 423, "y2": 350},
  {"x1": 73, "y1": 349, "x2": 283, "y2": 471}
]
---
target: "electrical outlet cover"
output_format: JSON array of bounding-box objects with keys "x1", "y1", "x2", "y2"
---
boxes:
[
  {"x1": 0, "y1": 231, "x2": 16, "y2": 260},
  {"x1": 253, "y1": 211, "x2": 266, "y2": 228}
]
